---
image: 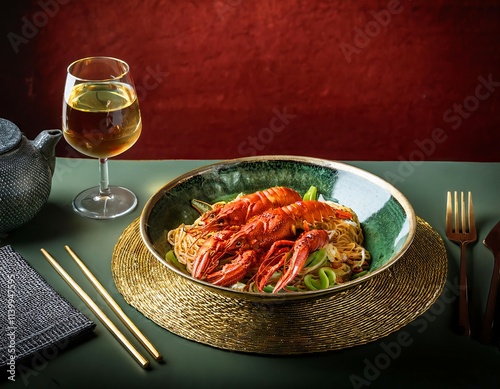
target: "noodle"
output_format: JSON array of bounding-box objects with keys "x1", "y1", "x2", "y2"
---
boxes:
[{"x1": 167, "y1": 220, "x2": 206, "y2": 274}]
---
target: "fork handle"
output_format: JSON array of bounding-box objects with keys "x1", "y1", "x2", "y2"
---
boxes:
[
  {"x1": 480, "y1": 254, "x2": 500, "y2": 344},
  {"x1": 457, "y1": 242, "x2": 471, "y2": 336}
]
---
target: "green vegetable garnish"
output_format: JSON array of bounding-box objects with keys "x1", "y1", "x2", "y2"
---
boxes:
[
  {"x1": 303, "y1": 186, "x2": 318, "y2": 201},
  {"x1": 304, "y1": 267, "x2": 336, "y2": 290},
  {"x1": 191, "y1": 199, "x2": 213, "y2": 214},
  {"x1": 263, "y1": 285, "x2": 300, "y2": 293},
  {"x1": 352, "y1": 270, "x2": 368, "y2": 279},
  {"x1": 213, "y1": 192, "x2": 242, "y2": 203},
  {"x1": 165, "y1": 250, "x2": 186, "y2": 271},
  {"x1": 304, "y1": 248, "x2": 327, "y2": 267}
]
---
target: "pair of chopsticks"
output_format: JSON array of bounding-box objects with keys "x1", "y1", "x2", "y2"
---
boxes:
[{"x1": 40, "y1": 246, "x2": 162, "y2": 368}]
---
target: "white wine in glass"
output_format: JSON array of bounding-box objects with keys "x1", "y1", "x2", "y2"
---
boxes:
[{"x1": 63, "y1": 56, "x2": 142, "y2": 219}]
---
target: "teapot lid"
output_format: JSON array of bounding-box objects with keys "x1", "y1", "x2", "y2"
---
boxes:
[{"x1": 0, "y1": 118, "x2": 22, "y2": 154}]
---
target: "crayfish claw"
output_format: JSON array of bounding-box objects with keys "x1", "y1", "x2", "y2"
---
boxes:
[
  {"x1": 254, "y1": 240, "x2": 294, "y2": 292},
  {"x1": 192, "y1": 230, "x2": 234, "y2": 279},
  {"x1": 206, "y1": 251, "x2": 257, "y2": 287},
  {"x1": 272, "y1": 229, "x2": 329, "y2": 293}
]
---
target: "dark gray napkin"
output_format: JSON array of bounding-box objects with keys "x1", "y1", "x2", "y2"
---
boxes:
[{"x1": 0, "y1": 245, "x2": 95, "y2": 367}]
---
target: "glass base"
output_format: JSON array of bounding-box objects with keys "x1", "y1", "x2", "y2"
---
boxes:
[{"x1": 72, "y1": 186, "x2": 138, "y2": 219}]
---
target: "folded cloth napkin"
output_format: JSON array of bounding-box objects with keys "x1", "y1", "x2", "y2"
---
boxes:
[{"x1": 0, "y1": 245, "x2": 95, "y2": 367}]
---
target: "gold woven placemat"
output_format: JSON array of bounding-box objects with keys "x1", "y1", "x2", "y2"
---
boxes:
[{"x1": 111, "y1": 217, "x2": 447, "y2": 355}]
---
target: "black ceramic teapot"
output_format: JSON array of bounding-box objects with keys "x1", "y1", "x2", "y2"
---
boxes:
[{"x1": 0, "y1": 118, "x2": 62, "y2": 233}]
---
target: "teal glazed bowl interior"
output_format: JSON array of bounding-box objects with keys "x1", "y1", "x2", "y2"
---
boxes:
[{"x1": 140, "y1": 156, "x2": 417, "y2": 301}]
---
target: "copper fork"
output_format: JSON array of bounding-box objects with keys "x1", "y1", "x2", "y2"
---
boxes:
[{"x1": 446, "y1": 191, "x2": 477, "y2": 336}]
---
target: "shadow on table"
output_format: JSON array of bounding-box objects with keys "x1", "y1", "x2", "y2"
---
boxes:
[
  {"x1": 4, "y1": 202, "x2": 83, "y2": 246},
  {"x1": 0, "y1": 331, "x2": 97, "y2": 385}
]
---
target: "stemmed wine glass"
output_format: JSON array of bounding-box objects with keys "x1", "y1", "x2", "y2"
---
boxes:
[{"x1": 62, "y1": 56, "x2": 142, "y2": 219}]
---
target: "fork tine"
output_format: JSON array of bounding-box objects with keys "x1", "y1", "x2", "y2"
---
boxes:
[
  {"x1": 468, "y1": 191, "x2": 476, "y2": 235},
  {"x1": 446, "y1": 190, "x2": 476, "y2": 236},
  {"x1": 461, "y1": 191, "x2": 466, "y2": 233},
  {"x1": 446, "y1": 191, "x2": 452, "y2": 234}
]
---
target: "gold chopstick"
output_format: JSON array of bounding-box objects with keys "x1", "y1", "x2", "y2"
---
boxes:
[
  {"x1": 40, "y1": 248, "x2": 150, "y2": 369},
  {"x1": 64, "y1": 245, "x2": 163, "y2": 361}
]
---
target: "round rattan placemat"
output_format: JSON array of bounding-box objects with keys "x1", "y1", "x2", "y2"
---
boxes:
[{"x1": 111, "y1": 217, "x2": 447, "y2": 355}]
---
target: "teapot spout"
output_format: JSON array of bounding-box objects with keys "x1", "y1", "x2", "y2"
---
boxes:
[{"x1": 33, "y1": 129, "x2": 63, "y2": 173}]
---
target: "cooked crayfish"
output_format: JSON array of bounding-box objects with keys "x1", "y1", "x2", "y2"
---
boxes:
[
  {"x1": 192, "y1": 200, "x2": 353, "y2": 292},
  {"x1": 254, "y1": 229, "x2": 330, "y2": 293},
  {"x1": 196, "y1": 186, "x2": 302, "y2": 233}
]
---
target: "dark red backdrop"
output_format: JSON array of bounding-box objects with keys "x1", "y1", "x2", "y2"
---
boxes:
[{"x1": 1, "y1": 0, "x2": 499, "y2": 161}]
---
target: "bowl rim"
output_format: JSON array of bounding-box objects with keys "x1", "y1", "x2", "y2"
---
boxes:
[{"x1": 140, "y1": 155, "x2": 417, "y2": 301}]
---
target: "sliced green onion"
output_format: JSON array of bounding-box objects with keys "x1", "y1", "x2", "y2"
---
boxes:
[
  {"x1": 213, "y1": 192, "x2": 242, "y2": 203},
  {"x1": 317, "y1": 268, "x2": 329, "y2": 289},
  {"x1": 304, "y1": 267, "x2": 336, "y2": 291},
  {"x1": 305, "y1": 248, "x2": 327, "y2": 267},
  {"x1": 352, "y1": 270, "x2": 368, "y2": 279},
  {"x1": 191, "y1": 199, "x2": 213, "y2": 214},
  {"x1": 262, "y1": 284, "x2": 298, "y2": 293},
  {"x1": 319, "y1": 267, "x2": 336, "y2": 286},
  {"x1": 304, "y1": 274, "x2": 319, "y2": 290},
  {"x1": 303, "y1": 186, "x2": 318, "y2": 201},
  {"x1": 165, "y1": 250, "x2": 186, "y2": 271}
]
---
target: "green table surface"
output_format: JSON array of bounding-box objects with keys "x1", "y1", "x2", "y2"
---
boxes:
[{"x1": 2, "y1": 158, "x2": 500, "y2": 389}]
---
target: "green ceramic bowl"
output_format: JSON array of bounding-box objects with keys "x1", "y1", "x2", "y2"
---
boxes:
[{"x1": 140, "y1": 156, "x2": 416, "y2": 300}]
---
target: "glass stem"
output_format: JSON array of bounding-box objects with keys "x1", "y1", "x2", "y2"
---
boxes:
[{"x1": 99, "y1": 158, "x2": 112, "y2": 197}]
